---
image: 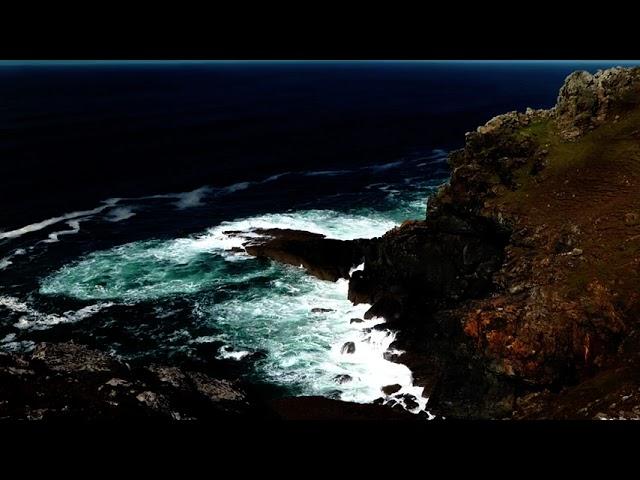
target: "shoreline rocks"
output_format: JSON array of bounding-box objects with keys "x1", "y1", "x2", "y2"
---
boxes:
[
  {"x1": 3, "y1": 341, "x2": 425, "y2": 421},
  {"x1": 0, "y1": 342, "x2": 264, "y2": 420},
  {"x1": 241, "y1": 228, "x2": 367, "y2": 282},
  {"x1": 237, "y1": 66, "x2": 640, "y2": 419}
]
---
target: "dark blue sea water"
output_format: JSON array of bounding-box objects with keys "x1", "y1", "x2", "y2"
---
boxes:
[{"x1": 1, "y1": 61, "x2": 637, "y2": 409}]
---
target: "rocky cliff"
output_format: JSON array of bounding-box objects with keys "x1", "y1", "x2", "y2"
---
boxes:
[
  {"x1": 4, "y1": 67, "x2": 640, "y2": 421},
  {"x1": 353, "y1": 66, "x2": 640, "y2": 418},
  {"x1": 246, "y1": 67, "x2": 640, "y2": 419}
]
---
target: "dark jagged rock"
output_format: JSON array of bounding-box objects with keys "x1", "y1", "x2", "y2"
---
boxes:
[
  {"x1": 31, "y1": 342, "x2": 118, "y2": 373},
  {"x1": 397, "y1": 393, "x2": 419, "y2": 410},
  {"x1": 555, "y1": 67, "x2": 640, "y2": 139},
  {"x1": 333, "y1": 374, "x2": 353, "y2": 384},
  {"x1": 381, "y1": 384, "x2": 402, "y2": 395},
  {"x1": 379, "y1": 66, "x2": 640, "y2": 418},
  {"x1": 230, "y1": 67, "x2": 640, "y2": 419},
  {"x1": 341, "y1": 342, "x2": 356, "y2": 354},
  {"x1": 4, "y1": 342, "x2": 429, "y2": 421},
  {"x1": 349, "y1": 216, "x2": 506, "y2": 323},
  {"x1": 241, "y1": 228, "x2": 367, "y2": 281},
  {"x1": 0, "y1": 342, "x2": 264, "y2": 421}
]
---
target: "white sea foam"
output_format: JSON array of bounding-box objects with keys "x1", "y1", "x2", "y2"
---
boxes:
[
  {"x1": 43, "y1": 220, "x2": 81, "y2": 243},
  {"x1": 349, "y1": 262, "x2": 365, "y2": 275},
  {"x1": 38, "y1": 206, "x2": 432, "y2": 413},
  {"x1": 173, "y1": 186, "x2": 213, "y2": 209},
  {"x1": 1, "y1": 333, "x2": 16, "y2": 343},
  {"x1": 0, "y1": 200, "x2": 118, "y2": 241},
  {"x1": 366, "y1": 160, "x2": 405, "y2": 172},
  {"x1": 192, "y1": 335, "x2": 218, "y2": 343},
  {"x1": 194, "y1": 271, "x2": 431, "y2": 414},
  {"x1": 0, "y1": 339, "x2": 35, "y2": 352},
  {"x1": 217, "y1": 345, "x2": 251, "y2": 361},
  {"x1": 106, "y1": 206, "x2": 136, "y2": 222},
  {"x1": 33, "y1": 160, "x2": 446, "y2": 415},
  {"x1": 199, "y1": 208, "x2": 399, "y2": 249},
  {"x1": 219, "y1": 181, "x2": 251, "y2": 194},
  {"x1": 304, "y1": 169, "x2": 353, "y2": 177},
  {"x1": 0, "y1": 295, "x2": 113, "y2": 331},
  {"x1": 263, "y1": 172, "x2": 292, "y2": 182}
]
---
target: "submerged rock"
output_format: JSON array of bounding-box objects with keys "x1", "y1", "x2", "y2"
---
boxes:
[
  {"x1": 333, "y1": 374, "x2": 353, "y2": 384},
  {"x1": 341, "y1": 342, "x2": 356, "y2": 354},
  {"x1": 382, "y1": 384, "x2": 402, "y2": 395},
  {"x1": 397, "y1": 393, "x2": 419, "y2": 410}
]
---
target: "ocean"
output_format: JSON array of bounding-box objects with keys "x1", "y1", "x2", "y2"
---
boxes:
[{"x1": 1, "y1": 60, "x2": 636, "y2": 411}]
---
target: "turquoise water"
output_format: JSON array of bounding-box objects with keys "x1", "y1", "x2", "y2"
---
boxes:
[{"x1": 35, "y1": 179, "x2": 440, "y2": 407}]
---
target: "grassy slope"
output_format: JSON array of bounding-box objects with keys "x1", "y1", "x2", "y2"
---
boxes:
[
  {"x1": 458, "y1": 105, "x2": 640, "y2": 387},
  {"x1": 495, "y1": 110, "x2": 640, "y2": 305}
]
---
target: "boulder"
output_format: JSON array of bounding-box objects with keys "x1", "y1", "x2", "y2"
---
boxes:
[
  {"x1": 381, "y1": 384, "x2": 402, "y2": 395},
  {"x1": 333, "y1": 374, "x2": 353, "y2": 384},
  {"x1": 242, "y1": 228, "x2": 367, "y2": 282},
  {"x1": 340, "y1": 342, "x2": 356, "y2": 354}
]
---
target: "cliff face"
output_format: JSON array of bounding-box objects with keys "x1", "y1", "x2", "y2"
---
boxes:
[
  {"x1": 348, "y1": 66, "x2": 640, "y2": 418},
  {"x1": 238, "y1": 67, "x2": 640, "y2": 418}
]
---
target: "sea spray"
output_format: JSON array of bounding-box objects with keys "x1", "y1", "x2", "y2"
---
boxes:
[{"x1": 37, "y1": 202, "x2": 436, "y2": 412}]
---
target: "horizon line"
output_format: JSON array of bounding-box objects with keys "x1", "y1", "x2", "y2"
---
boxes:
[{"x1": 1, "y1": 59, "x2": 640, "y2": 66}]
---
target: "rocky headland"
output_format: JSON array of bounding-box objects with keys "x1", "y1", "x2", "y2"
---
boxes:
[
  {"x1": 242, "y1": 66, "x2": 640, "y2": 419},
  {"x1": 4, "y1": 67, "x2": 640, "y2": 420}
]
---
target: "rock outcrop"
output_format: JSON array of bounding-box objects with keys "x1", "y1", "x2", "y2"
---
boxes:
[
  {"x1": 555, "y1": 67, "x2": 640, "y2": 139},
  {"x1": 239, "y1": 228, "x2": 366, "y2": 282},
  {"x1": 242, "y1": 66, "x2": 640, "y2": 419},
  {"x1": 0, "y1": 342, "x2": 261, "y2": 420},
  {"x1": 0, "y1": 341, "x2": 421, "y2": 421},
  {"x1": 366, "y1": 66, "x2": 640, "y2": 417}
]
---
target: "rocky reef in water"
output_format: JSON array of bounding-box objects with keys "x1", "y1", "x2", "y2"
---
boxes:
[
  {"x1": 0, "y1": 341, "x2": 415, "y2": 420},
  {"x1": 244, "y1": 67, "x2": 640, "y2": 419}
]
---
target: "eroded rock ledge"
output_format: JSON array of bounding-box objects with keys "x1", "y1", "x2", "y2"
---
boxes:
[{"x1": 238, "y1": 228, "x2": 367, "y2": 282}]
